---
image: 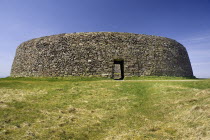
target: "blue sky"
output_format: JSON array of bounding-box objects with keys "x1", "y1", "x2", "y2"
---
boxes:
[{"x1": 0, "y1": 0, "x2": 209, "y2": 78}]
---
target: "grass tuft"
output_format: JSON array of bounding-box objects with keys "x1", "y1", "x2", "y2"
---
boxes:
[{"x1": 0, "y1": 77, "x2": 209, "y2": 139}]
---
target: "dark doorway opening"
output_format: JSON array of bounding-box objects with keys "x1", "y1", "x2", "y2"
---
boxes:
[{"x1": 113, "y1": 60, "x2": 124, "y2": 80}]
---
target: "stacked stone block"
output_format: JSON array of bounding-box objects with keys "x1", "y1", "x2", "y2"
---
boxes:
[{"x1": 11, "y1": 32, "x2": 193, "y2": 77}]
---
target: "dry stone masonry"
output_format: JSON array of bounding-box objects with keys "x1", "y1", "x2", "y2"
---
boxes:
[{"x1": 11, "y1": 32, "x2": 193, "y2": 78}]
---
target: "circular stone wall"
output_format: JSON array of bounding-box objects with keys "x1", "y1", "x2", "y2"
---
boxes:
[{"x1": 11, "y1": 32, "x2": 193, "y2": 78}]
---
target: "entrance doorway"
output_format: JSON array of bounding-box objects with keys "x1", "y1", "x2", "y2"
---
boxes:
[{"x1": 113, "y1": 60, "x2": 124, "y2": 80}]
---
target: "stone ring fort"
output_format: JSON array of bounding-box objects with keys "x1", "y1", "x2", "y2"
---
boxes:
[{"x1": 11, "y1": 32, "x2": 193, "y2": 79}]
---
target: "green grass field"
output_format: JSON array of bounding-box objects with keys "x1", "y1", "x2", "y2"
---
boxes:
[{"x1": 0, "y1": 77, "x2": 210, "y2": 140}]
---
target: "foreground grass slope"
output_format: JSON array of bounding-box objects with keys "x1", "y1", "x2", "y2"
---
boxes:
[{"x1": 0, "y1": 77, "x2": 210, "y2": 140}]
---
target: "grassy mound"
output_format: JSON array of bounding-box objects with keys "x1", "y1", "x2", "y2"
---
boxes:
[{"x1": 0, "y1": 77, "x2": 209, "y2": 139}]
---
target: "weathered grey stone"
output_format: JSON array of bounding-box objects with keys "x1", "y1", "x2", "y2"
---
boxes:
[{"x1": 11, "y1": 32, "x2": 193, "y2": 78}]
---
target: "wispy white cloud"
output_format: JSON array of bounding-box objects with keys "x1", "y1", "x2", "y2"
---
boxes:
[
  {"x1": 0, "y1": 17, "x2": 56, "y2": 78},
  {"x1": 176, "y1": 31, "x2": 210, "y2": 78},
  {"x1": 178, "y1": 32, "x2": 210, "y2": 58},
  {"x1": 179, "y1": 35, "x2": 210, "y2": 43},
  {"x1": 178, "y1": 30, "x2": 210, "y2": 41},
  {"x1": 188, "y1": 49, "x2": 210, "y2": 58},
  {"x1": 192, "y1": 62, "x2": 210, "y2": 66}
]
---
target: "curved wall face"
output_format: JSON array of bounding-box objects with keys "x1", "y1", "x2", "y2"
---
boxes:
[{"x1": 11, "y1": 32, "x2": 193, "y2": 77}]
